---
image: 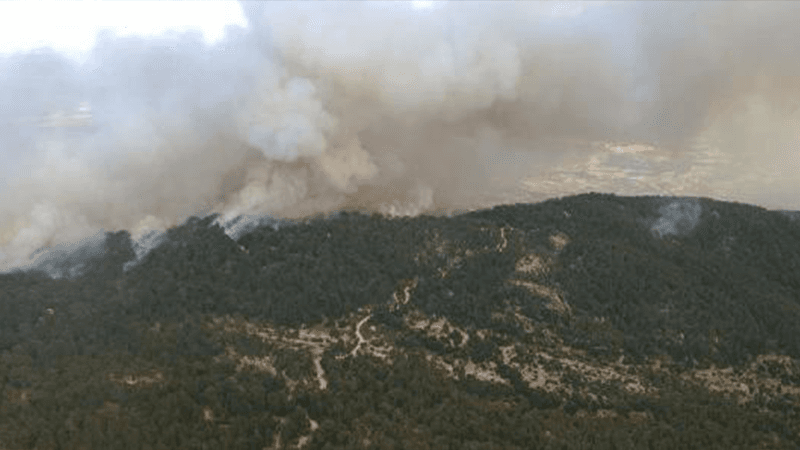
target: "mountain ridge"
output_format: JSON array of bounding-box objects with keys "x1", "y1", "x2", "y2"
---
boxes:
[{"x1": 1, "y1": 192, "x2": 799, "y2": 449}]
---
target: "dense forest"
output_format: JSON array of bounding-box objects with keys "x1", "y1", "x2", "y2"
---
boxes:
[{"x1": 1, "y1": 192, "x2": 799, "y2": 449}]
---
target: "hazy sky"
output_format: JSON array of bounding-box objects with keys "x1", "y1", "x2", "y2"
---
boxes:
[
  {"x1": 0, "y1": 1, "x2": 248, "y2": 62},
  {"x1": 1, "y1": 1, "x2": 799, "y2": 275}
]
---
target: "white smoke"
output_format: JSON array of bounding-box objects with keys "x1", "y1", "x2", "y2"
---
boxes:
[
  {"x1": 648, "y1": 199, "x2": 703, "y2": 239},
  {"x1": 2, "y1": 1, "x2": 800, "y2": 275}
]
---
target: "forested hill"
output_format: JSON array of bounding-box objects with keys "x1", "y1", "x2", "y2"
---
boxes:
[{"x1": 2, "y1": 192, "x2": 800, "y2": 449}]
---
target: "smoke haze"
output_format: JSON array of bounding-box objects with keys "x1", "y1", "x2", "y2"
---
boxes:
[{"x1": 2, "y1": 1, "x2": 800, "y2": 275}]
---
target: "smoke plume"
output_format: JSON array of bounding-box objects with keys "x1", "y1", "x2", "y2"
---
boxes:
[{"x1": 2, "y1": 1, "x2": 800, "y2": 275}]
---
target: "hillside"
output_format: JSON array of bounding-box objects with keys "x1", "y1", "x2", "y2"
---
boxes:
[{"x1": 1, "y1": 192, "x2": 799, "y2": 449}]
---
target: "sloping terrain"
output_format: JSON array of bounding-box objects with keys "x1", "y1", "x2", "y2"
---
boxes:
[{"x1": 1, "y1": 192, "x2": 799, "y2": 449}]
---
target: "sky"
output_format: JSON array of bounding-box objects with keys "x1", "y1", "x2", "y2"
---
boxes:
[
  {"x1": 0, "y1": 1, "x2": 247, "y2": 62},
  {"x1": 1, "y1": 1, "x2": 799, "y2": 276}
]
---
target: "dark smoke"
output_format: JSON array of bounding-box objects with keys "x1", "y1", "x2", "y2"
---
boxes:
[{"x1": 2, "y1": 1, "x2": 800, "y2": 275}]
